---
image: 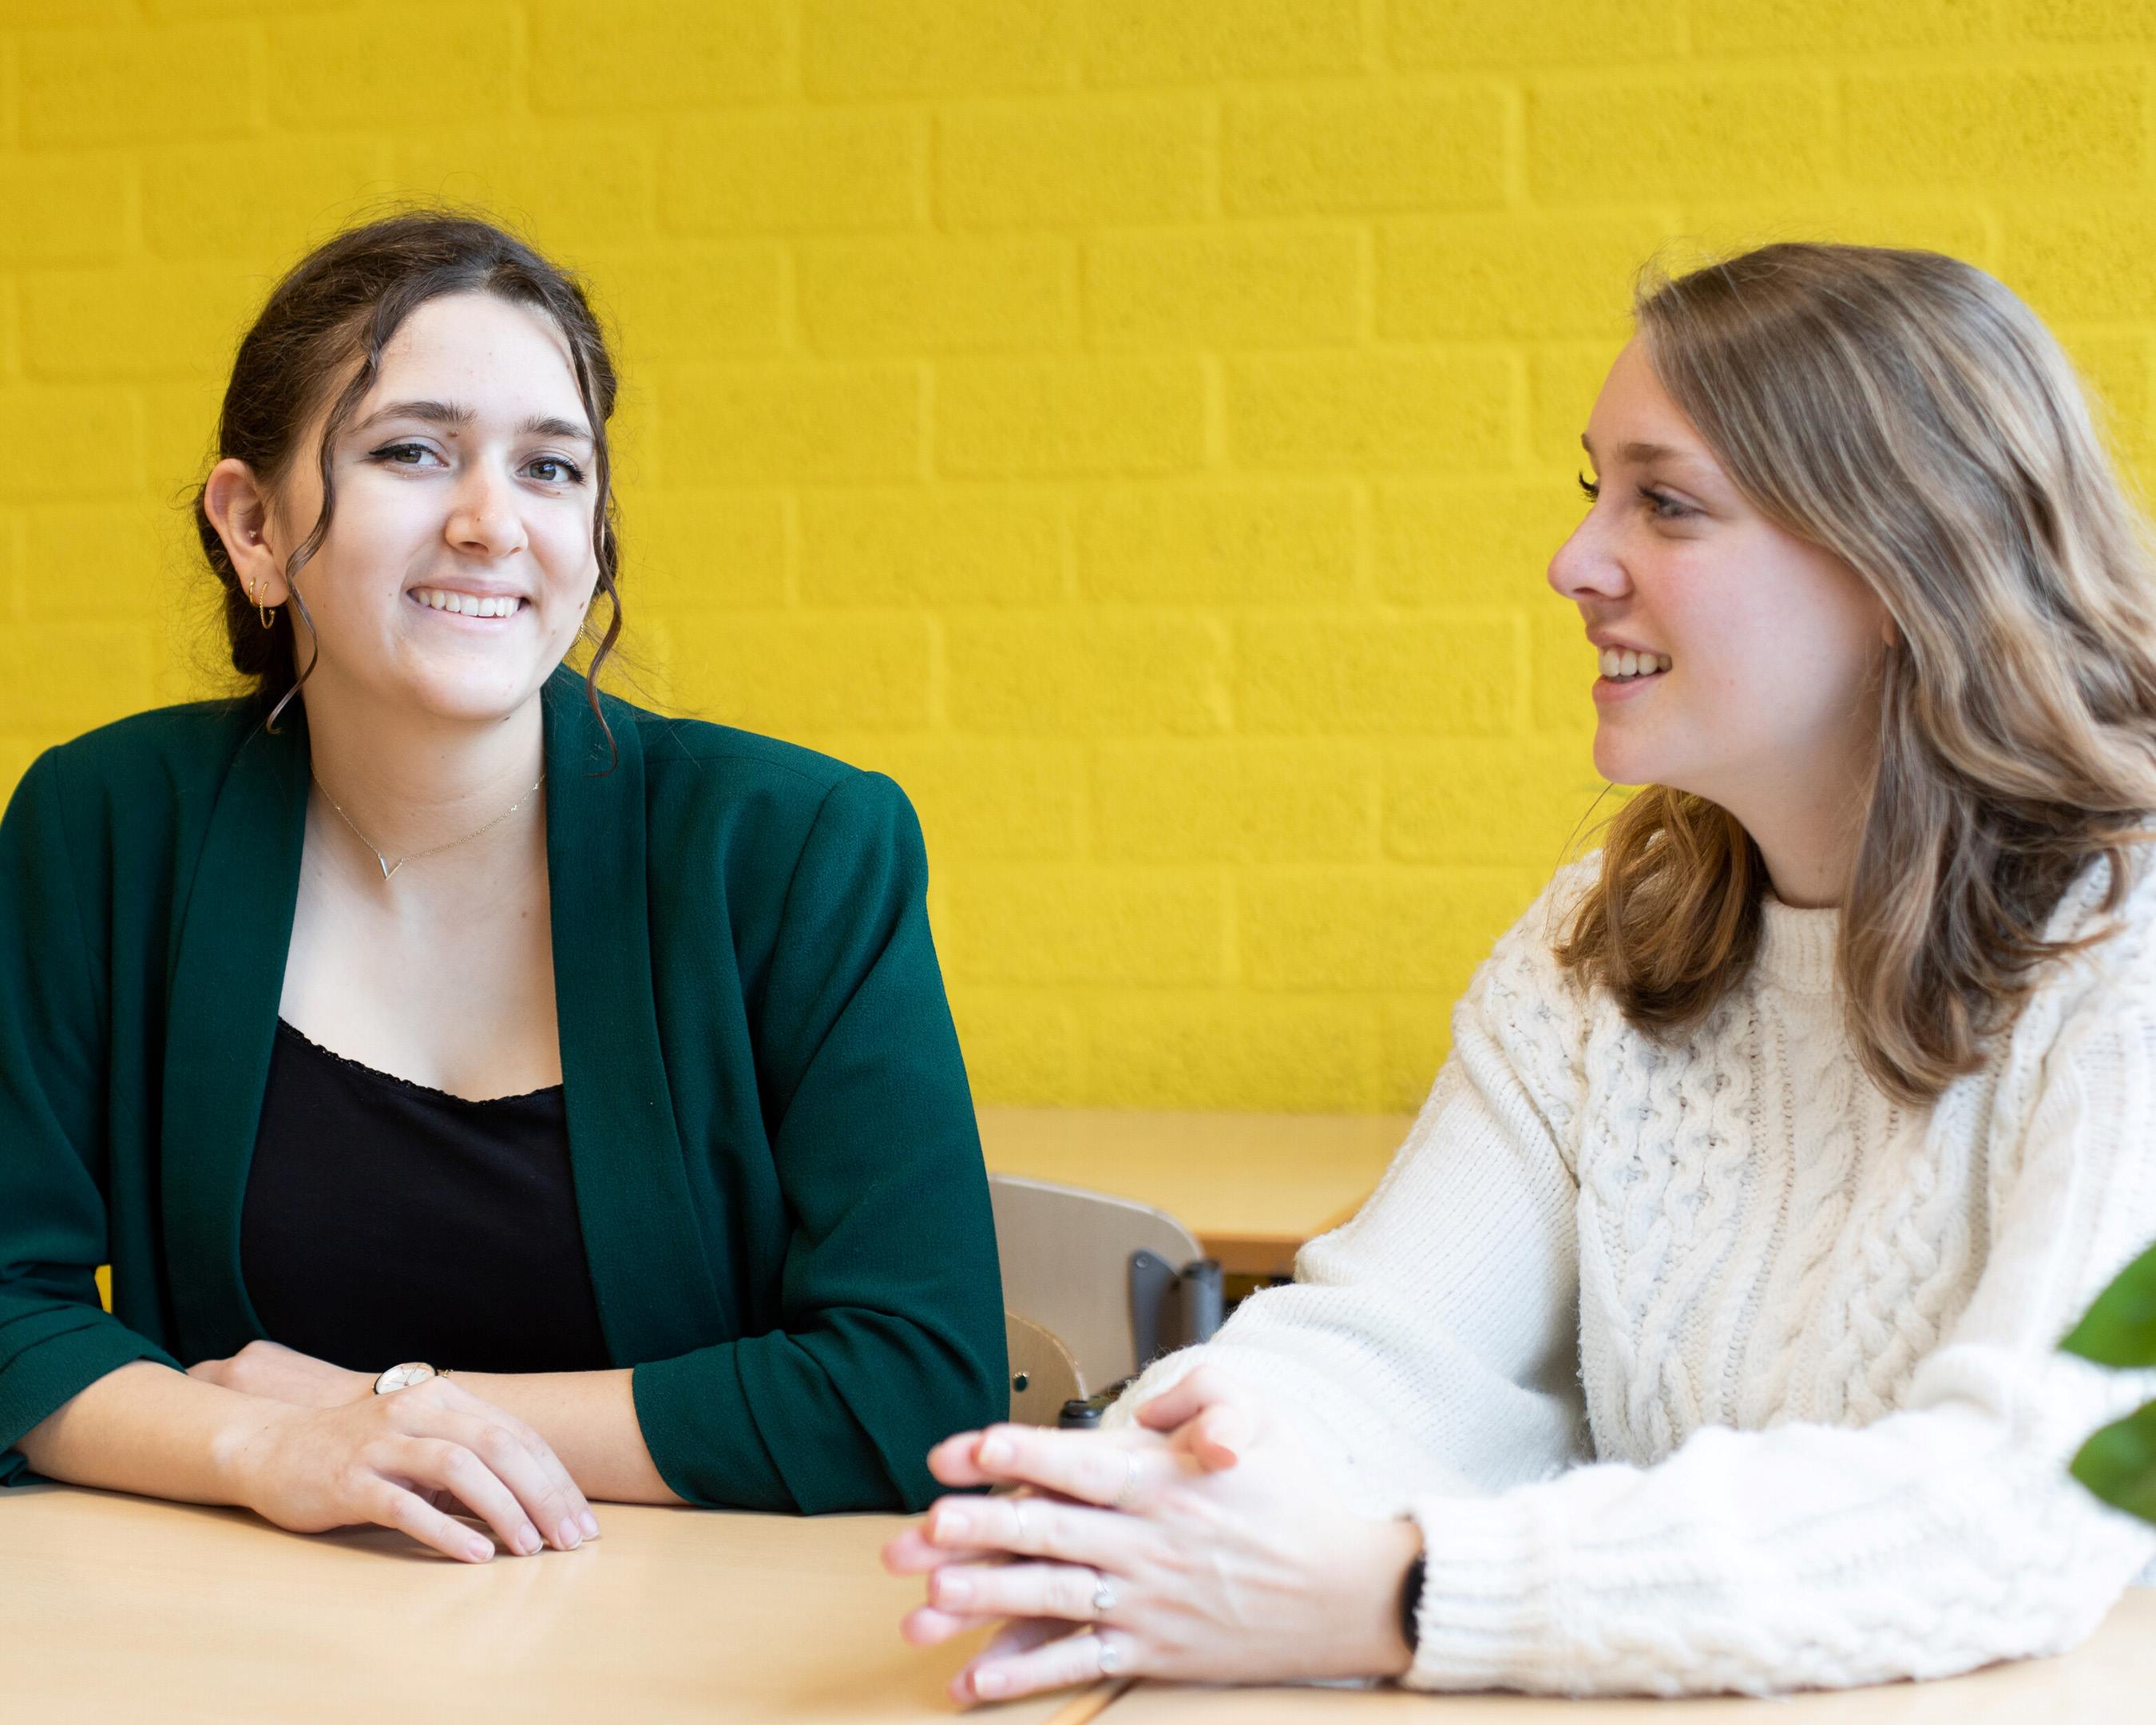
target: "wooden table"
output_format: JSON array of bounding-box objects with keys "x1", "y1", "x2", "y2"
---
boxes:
[
  {"x1": 9, "y1": 1482, "x2": 2150, "y2": 1721},
  {"x1": 977, "y1": 1108, "x2": 1413, "y2": 1279},
  {"x1": 1105, "y1": 1588, "x2": 2156, "y2": 1720},
  {"x1": 0, "y1": 1482, "x2": 1080, "y2": 1724}
]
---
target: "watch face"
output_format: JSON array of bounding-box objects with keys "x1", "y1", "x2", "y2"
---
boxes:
[{"x1": 379, "y1": 1363, "x2": 434, "y2": 1393}]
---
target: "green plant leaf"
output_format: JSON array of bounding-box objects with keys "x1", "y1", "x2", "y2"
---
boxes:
[
  {"x1": 2060, "y1": 1240, "x2": 2156, "y2": 1367},
  {"x1": 2069, "y1": 1399, "x2": 2156, "y2": 1526}
]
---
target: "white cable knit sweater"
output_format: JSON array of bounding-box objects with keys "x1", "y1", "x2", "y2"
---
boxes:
[{"x1": 1112, "y1": 851, "x2": 2156, "y2": 1696}]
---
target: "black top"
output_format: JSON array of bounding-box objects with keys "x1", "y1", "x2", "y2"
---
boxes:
[{"x1": 239, "y1": 1020, "x2": 611, "y2": 1375}]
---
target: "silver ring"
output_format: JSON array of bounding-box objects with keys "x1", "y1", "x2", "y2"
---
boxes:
[
  {"x1": 1093, "y1": 1631, "x2": 1124, "y2": 1677},
  {"x1": 1112, "y1": 1449, "x2": 1141, "y2": 1511},
  {"x1": 1010, "y1": 1498, "x2": 1032, "y2": 1551},
  {"x1": 1090, "y1": 1571, "x2": 1118, "y2": 1617}
]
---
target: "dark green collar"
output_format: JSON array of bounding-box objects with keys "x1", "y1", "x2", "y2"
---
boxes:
[{"x1": 159, "y1": 672, "x2": 731, "y2": 1363}]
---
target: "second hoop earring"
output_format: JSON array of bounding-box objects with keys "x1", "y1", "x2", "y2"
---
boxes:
[{"x1": 250, "y1": 577, "x2": 275, "y2": 630}]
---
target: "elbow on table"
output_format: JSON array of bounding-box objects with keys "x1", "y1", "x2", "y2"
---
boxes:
[{"x1": 878, "y1": 1337, "x2": 1009, "y2": 1514}]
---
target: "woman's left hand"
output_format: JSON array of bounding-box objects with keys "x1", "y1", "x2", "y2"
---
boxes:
[
  {"x1": 882, "y1": 1366, "x2": 1422, "y2": 1705},
  {"x1": 188, "y1": 1339, "x2": 374, "y2": 1409}
]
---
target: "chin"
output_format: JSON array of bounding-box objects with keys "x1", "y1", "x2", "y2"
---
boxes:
[
  {"x1": 1591, "y1": 733, "x2": 1651, "y2": 789},
  {"x1": 396, "y1": 662, "x2": 546, "y2": 725}
]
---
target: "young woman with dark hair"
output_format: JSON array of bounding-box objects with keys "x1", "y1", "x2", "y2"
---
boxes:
[
  {"x1": 0, "y1": 211, "x2": 1006, "y2": 1560},
  {"x1": 889, "y1": 244, "x2": 2156, "y2": 1701}
]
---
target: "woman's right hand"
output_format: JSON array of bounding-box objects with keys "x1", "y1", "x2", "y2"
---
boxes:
[{"x1": 212, "y1": 1373, "x2": 600, "y2": 1563}]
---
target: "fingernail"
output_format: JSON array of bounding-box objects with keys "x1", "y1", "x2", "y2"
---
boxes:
[
  {"x1": 558, "y1": 1519, "x2": 581, "y2": 1550},
  {"x1": 521, "y1": 1525, "x2": 545, "y2": 1556},
  {"x1": 581, "y1": 1511, "x2": 600, "y2": 1539},
  {"x1": 973, "y1": 1670, "x2": 1007, "y2": 1699},
  {"x1": 937, "y1": 1574, "x2": 972, "y2": 1607},
  {"x1": 936, "y1": 1508, "x2": 971, "y2": 1542},
  {"x1": 978, "y1": 1434, "x2": 1012, "y2": 1467},
  {"x1": 466, "y1": 1537, "x2": 493, "y2": 1562}
]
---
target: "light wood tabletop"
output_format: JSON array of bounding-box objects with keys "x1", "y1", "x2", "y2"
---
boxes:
[
  {"x1": 0, "y1": 1481, "x2": 1081, "y2": 1724},
  {"x1": 10, "y1": 1481, "x2": 2150, "y2": 1723},
  {"x1": 1101, "y1": 1587, "x2": 2156, "y2": 1721},
  {"x1": 977, "y1": 1108, "x2": 1414, "y2": 1279}
]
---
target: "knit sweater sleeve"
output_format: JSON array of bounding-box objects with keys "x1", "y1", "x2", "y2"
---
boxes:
[
  {"x1": 1400, "y1": 934, "x2": 2156, "y2": 1695},
  {"x1": 1106, "y1": 864, "x2": 1596, "y2": 1505}
]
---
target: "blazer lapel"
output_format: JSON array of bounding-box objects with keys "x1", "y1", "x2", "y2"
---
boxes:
[
  {"x1": 160, "y1": 708, "x2": 307, "y2": 1359},
  {"x1": 157, "y1": 676, "x2": 728, "y2": 1366},
  {"x1": 544, "y1": 672, "x2": 733, "y2": 1359}
]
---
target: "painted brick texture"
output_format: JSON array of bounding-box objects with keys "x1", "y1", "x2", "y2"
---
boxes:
[{"x1": 5, "y1": 2, "x2": 2150, "y2": 1112}]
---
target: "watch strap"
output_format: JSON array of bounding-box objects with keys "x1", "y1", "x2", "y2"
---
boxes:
[{"x1": 1399, "y1": 1550, "x2": 1427, "y2": 1656}]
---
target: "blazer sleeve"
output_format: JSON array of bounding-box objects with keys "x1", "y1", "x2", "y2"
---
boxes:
[
  {"x1": 0, "y1": 751, "x2": 180, "y2": 1483},
  {"x1": 629, "y1": 771, "x2": 1007, "y2": 1512}
]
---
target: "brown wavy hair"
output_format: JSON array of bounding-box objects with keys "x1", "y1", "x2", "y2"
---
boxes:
[
  {"x1": 1556, "y1": 244, "x2": 2156, "y2": 1104},
  {"x1": 191, "y1": 208, "x2": 624, "y2": 745}
]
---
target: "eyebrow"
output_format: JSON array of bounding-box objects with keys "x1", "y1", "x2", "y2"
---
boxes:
[
  {"x1": 354, "y1": 399, "x2": 593, "y2": 444},
  {"x1": 1579, "y1": 434, "x2": 1695, "y2": 464}
]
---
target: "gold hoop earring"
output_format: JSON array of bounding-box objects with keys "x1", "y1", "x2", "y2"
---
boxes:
[{"x1": 250, "y1": 577, "x2": 275, "y2": 630}]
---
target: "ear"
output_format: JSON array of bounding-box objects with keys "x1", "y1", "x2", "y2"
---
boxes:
[{"x1": 201, "y1": 458, "x2": 291, "y2": 607}]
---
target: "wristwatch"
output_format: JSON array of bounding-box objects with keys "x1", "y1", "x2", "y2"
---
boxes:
[
  {"x1": 1399, "y1": 1550, "x2": 1427, "y2": 1656},
  {"x1": 373, "y1": 1361, "x2": 438, "y2": 1395}
]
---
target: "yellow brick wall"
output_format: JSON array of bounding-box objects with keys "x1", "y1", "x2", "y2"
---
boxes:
[{"x1": 5, "y1": 0, "x2": 2154, "y2": 1112}]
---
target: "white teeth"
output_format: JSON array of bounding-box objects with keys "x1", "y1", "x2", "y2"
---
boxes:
[
  {"x1": 1599, "y1": 648, "x2": 1671, "y2": 680},
  {"x1": 414, "y1": 589, "x2": 518, "y2": 617}
]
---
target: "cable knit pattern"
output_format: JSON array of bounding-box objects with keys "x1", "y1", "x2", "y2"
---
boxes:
[{"x1": 1110, "y1": 852, "x2": 2156, "y2": 1695}]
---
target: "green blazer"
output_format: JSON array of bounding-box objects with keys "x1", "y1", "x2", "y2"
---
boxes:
[{"x1": 0, "y1": 669, "x2": 1006, "y2": 1512}]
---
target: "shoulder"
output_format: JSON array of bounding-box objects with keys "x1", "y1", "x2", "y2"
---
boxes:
[
  {"x1": 629, "y1": 703, "x2": 918, "y2": 832},
  {"x1": 616, "y1": 703, "x2": 923, "y2": 886},
  {"x1": 1441, "y1": 853, "x2": 1602, "y2": 1111},
  {"x1": 632, "y1": 706, "x2": 853, "y2": 798},
  {"x1": 8, "y1": 699, "x2": 257, "y2": 834},
  {"x1": 38, "y1": 699, "x2": 256, "y2": 787},
  {"x1": 1490, "y1": 852, "x2": 1602, "y2": 973},
  {"x1": 2020, "y1": 841, "x2": 2156, "y2": 1033},
  {"x1": 1464, "y1": 851, "x2": 1602, "y2": 1029}
]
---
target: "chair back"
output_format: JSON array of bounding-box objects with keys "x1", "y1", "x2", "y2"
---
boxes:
[
  {"x1": 989, "y1": 1173, "x2": 1207, "y2": 1392},
  {"x1": 1004, "y1": 1313, "x2": 1086, "y2": 1425}
]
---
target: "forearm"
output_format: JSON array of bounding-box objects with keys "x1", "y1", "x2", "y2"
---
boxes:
[
  {"x1": 1401, "y1": 1400, "x2": 2156, "y2": 1697},
  {"x1": 447, "y1": 1368, "x2": 681, "y2": 1505},
  {"x1": 16, "y1": 1360, "x2": 279, "y2": 1505}
]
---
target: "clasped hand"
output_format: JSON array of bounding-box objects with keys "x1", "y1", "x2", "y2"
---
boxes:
[
  {"x1": 188, "y1": 1338, "x2": 597, "y2": 1564},
  {"x1": 882, "y1": 1365, "x2": 1421, "y2": 1705}
]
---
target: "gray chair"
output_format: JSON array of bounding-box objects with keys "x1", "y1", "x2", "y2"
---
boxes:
[{"x1": 989, "y1": 1172, "x2": 1224, "y2": 1420}]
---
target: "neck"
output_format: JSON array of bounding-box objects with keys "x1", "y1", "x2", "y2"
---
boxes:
[
  {"x1": 1711, "y1": 755, "x2": 1872, "y2": 911},
  {"x1": 299, "y1": 676, "x2": 547, "y2": 878}
]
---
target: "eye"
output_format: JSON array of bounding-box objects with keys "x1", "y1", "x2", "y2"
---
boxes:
[
  {"x1": 525, "y1": 454, "x2": 587, "y2": 486},
  {"x1": 369, "y1": 441, "x2": 442, "y2": 468},
  {"x1": 1576, "y1": 472, "x2": 1599, "y2": 503},
  {"x1": 1639, "y1": 485, "x2": 1696, "y2": 521}
]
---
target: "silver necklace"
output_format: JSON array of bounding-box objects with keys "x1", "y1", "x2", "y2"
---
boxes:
[{"x1": 313, "y1": 770, "x2": 545, "y2": 881}]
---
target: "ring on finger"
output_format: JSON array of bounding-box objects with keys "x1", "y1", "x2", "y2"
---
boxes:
[
  {"x1": 1010, "y1": 1498, "x2": 1032, "y2": 1552},
  {"x1": 1112, "y1": 1449, "x2": 1141, "y2": 1511},
  {"x1": 1092, "y1": 1629, "x2": 1125, "y2": 1677},
  {"x1": 1089, "y1": 1570, "x2": 1119, "y2": 1617}
]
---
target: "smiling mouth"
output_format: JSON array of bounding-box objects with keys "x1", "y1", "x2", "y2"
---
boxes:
[
  {"x1": 408, "y1": 587, "x2": 525, "y2": 619},
  {"x1": 1598, "y1": 648, "x2": 1671, "y2": 682}
]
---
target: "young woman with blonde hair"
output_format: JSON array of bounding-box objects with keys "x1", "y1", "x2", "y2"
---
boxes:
[{"x1": 887, "y1": 243, "x2": 2156, "y2": 1699}]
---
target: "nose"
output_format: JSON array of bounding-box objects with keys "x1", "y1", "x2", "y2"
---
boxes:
[
  {"x1": 445, "y1": 462, "x2": 527, "y2": 560},
  {"x1": 1547, "y1": 498, "x2": 1629, "y2": 605}
]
